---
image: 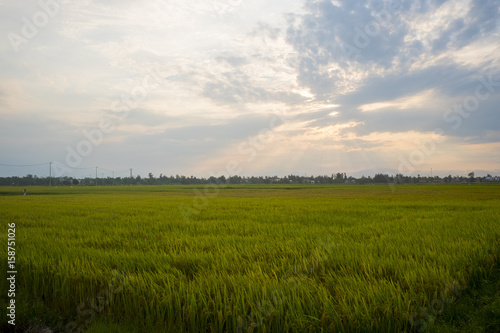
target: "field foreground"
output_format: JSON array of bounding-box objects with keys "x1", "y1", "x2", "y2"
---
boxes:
[{"x1": 1, "y1": 184, "x2": 499, "y2": 332}]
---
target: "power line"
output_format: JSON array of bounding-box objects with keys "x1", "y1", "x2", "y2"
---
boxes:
[
  {"x1": 0, "y1": 163, "x2": 49, "y2": 167},
  {"x1": 0, "y1": 162, "x2": 130, "y2": 172},
  {"x1": 100, "y1": 167, "x2": 129, "y2": 173},
  {"x1": 62, "y1": 166, "x2": 96, "y2": 170},
  {"x1": 0, "y1": 162, "x2": 96, "y2": 170},
  {"x1": 1, "y1": 162, "x2": 135, "y2": 180}
]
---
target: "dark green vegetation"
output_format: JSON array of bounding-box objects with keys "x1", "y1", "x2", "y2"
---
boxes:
[
  {"x1": 2, "y1": 171, "x2": 497, "y2": 187},
  {"x1": 1, "y1": 185, "x2": 499, "y2": 332}
]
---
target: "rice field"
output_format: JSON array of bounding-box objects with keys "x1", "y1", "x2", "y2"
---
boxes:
[{"x1": 1, "y1": 184, "x2": 499, "y2": 332}]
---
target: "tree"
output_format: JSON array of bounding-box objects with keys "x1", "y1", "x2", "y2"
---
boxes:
[
  {"x1": 334, "y1": 172, "x2": 344, "y2": 183},
  {"x1": 373, "y1": 174, "x2": 389, "y2": 183},
  {"x1": 468, "y1": 172, "x2": 474, "y2": 182}
]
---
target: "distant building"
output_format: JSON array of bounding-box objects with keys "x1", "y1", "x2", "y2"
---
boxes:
[{"x1": 271, "y1": 176, "x2": 281, "y2": 183}]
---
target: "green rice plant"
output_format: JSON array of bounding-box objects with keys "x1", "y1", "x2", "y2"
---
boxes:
[{"x1": 0, "y1": 184, "x2": 499, "y2": 332}]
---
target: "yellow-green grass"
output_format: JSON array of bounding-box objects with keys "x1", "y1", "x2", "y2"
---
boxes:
[{"x1": 1, "y1": 185, "x2": 499, "y2": 332}]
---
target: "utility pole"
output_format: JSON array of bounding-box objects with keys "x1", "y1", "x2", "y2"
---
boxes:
[
  {"x1": 112, "y1": 171, "x2": 115, "y2": 186},
  {"x1": 49, "y1": 162, "x2": 52, "y2": 186},
  {"x1": 95, "y1": 167, "x2": 98, "y2": 186}
]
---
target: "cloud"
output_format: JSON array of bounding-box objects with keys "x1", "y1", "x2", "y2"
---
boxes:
[
  {"x1": 358, "y1": 89, "x2": 437, "y2": 112},
  {"x1": 283, "y1": 0, "x2": 499, "y2": 100},
  {"x1": 1, "y1": 0, "x2": 499, "y2": 177},
  {"x1": 285, "y1": 0, "x2": 410, "y2": 96},
  {"x1": 250, "y1": 22, "x2": 281, "y2": 39},
  {"x1": 143, "y1": 113, "x2": 282, "y2": 143},
  {"x1": 0, "y1": 88, "x2": 5, "y2": 106}
]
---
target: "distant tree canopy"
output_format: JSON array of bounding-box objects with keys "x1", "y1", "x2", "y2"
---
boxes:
[
  {"x1": 373, "y1": 174, "x2": 389, "y2": 183},
  {"x1": 0, "y1": 172, "x2": 497, "y2": 186}
]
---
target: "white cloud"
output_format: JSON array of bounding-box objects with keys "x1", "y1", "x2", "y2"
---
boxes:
[
  {"x1": 0, "y1": 0, "x2": 499, "y2": 177},
  {"x1": 359, "y1": 89, "x2": 437, "y2": 112},
  {"x1": 403, "y1": 0, "x2": 473, "y2": 49}
]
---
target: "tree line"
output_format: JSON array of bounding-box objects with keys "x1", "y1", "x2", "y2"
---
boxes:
[{"x1": 0, "y1": 172, "x2": 498, "y2": 186}]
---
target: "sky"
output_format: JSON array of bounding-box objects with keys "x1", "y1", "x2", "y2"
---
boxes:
[{"x1": 1, "y1": 0, "x2": 499, "y2": 179}]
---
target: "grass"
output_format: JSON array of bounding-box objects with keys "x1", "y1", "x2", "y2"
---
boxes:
[
  {"x1": 1, "y1": 184, "x2": 499, "y2": 332},
  {"x1": 430, "y1": 262, "x2": 500, "y2": 332}
]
